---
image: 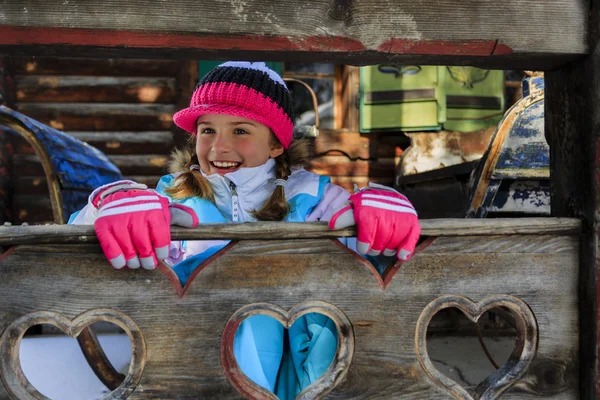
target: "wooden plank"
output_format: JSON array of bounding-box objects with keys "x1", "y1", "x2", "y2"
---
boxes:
[
  {"x1": 315, "y1": 130, "x2": 407, "y2": 159},
  {"x1": 11, "y1": 194, "x2": 53, "y2": 224},
  {"x1": 13, "y1": 153, "x2": 169, "y2": 176},
  {"x1": 340, "y1": 67, "x2": 360, "y2": 132},
  {"x1": 329, "y1": 176, "x2": 394, "y2": 192},
  {"x1": 108, "y1": 154, "x2": 169, "y2": 176},
  {"x1": 11, "y1": 131, "x2": 174, "y2": 155},
  {"x1": 9, "y1": 57, "x2": 180, "y2": 77},
  {"x1": 0, "y1": 233, "x2": 580, "y2": 398},
  {"x1": 14, "y1": 103, "x2": 175, "y2": 131},
  {"x1": 14, "y1": 176, "x2": 48, "y2": 196},
  {"x1": 14, "y1": 76, "x2": 177, "y2": 103},
  {"x1": 0, "y1": 1, "x2": 588, "y2": 69},
  {"x1": 309, "y1": 155, "x2": 397, "y2": 177},
  {"x1": 545, "y1": 3, "x2": 599, "y2": 397},
  {"x1": 0, "y1": 218, "x2": 582, "y2": 245}
]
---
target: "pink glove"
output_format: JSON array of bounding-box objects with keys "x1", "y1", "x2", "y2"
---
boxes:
[
  {"x1": 93, "y1": 182, "x2": 198, "y2": 270},
  {"x1": 329, "y1": 183, "x2": 421, "y2": 261}
]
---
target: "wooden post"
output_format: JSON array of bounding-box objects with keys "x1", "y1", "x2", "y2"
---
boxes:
[
  {"x1": 172, "y1": 60, "x2": 198, "y2": 150},
  {"x1": 545, "y1": 4, "x2": 599, "y2": 397},
  {"x1": 0, "y1": 56, "x2": 14, "y2": 227}
]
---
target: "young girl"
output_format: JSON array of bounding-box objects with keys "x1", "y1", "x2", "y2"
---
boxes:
[{"x1": 70, "y1": 61, "x2": 420, "y2": 398}]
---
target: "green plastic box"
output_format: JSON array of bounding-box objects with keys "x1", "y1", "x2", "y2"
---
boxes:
[
  {"x1": 360, "y1": 65, "x2": 446, "y2": 132},
  {"x1": 443, "y1": 67, "x2": 505, "y2": 132}
]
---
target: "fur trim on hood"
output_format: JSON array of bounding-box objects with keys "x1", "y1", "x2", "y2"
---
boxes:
[{"x1": 168, "y1": 148, "x2": 194, "y2": 174}]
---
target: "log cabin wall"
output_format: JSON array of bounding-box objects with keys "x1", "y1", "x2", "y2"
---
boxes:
[
  {"x1": 5, "y1": 59, "x2": 403, "y2": 217},
  {"x1": 6, "y1": 57, "x2": 196, "y2": 224}
]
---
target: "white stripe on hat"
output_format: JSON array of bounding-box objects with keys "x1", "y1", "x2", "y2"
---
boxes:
[
  {"x1": 217, "y1": 61, "x2": 287, "y2": 87},
  {"x1": 100, "y1": 195, "x2": 162, "y2": 211},
  {"x1": 362, "y1": 200, "x2": 418, "y2": 215},
  {"x1": 361, "y1": 193, "x2": 414, "y2": 209},
  {"x1": 98, "y1": 203, "x2": 163, "y2": 217}
]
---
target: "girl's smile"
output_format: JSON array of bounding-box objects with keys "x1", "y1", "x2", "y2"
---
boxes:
[
  {"x1": 196, "y1": 114, "x2": 283, "y2": 176},
  {"x1": 210, "y1": 160, "x2": 242, "y2": 173}
]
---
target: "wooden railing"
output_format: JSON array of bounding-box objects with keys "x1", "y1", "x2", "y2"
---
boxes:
[{"x1": 0, "y1": 218, "x2": 581, "y2": 399}]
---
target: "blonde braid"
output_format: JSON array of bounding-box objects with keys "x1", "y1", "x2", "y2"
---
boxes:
[
  {"x1": 252, "y1": 138, "x2": 313, "y2": 221},
  {"x1": 164, "y1": 148, "x2": 215, "y2": 202}
]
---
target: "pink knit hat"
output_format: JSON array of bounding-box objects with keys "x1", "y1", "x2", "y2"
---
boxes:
[{"x1": 173, "y1": 61, "x2": 294, "y2": 149}]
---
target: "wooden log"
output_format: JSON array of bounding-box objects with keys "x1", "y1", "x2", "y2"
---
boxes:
[
  {"x1": 14, "y1": 103, "x2": 175, "y2": 131},
  {"x1": 10, "y1": 57, "x2": 180, "y2": 77},
  {"x1": 11, "y1": 194, "x2": 53, "y2": 224},
  {"x1": 11, "y1": 131, "x2": 174, "y2": 155},
  {"x1": 315, "y1": 130, "x2": 407, "y2": 159},
  {"x1": 545, "y1": 2, "x2": 600, "y2": 397},
  {"x1": 13, "y1": 153, "x2": 169, "y2": 176},
  {"x1": 14, "y1": 176, "x2": 48, "y2": 196},
  {"x1": 0, "y1": 218, "x2": 582, "y2": 245},
  {"x1": 15, "y1": 76, "x2": 177, "y2": 103},
  {"x1": 0, "y1": 0, "x2": 588, "y2": 69},
  {"x1": 308, "y1": 155, "x2": 397, "y2": 177},
  {"x1": 108, "y1": 154, "x2": 170, "y2": 176}
]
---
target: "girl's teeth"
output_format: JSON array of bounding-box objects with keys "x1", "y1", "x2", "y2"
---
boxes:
[{"x1": 213, "y1": 161, "x2": 239, "y2": 168}]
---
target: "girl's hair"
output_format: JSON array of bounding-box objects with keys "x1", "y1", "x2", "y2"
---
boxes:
[{"x1": 165, "y1": 136, "x2": 314, "y2": 221}]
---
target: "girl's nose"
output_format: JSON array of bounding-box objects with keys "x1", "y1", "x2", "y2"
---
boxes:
[{"x1": 212, "y1": 132, "x2": 232, "y2": 154}]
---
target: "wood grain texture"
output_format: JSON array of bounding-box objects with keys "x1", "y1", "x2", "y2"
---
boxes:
[
  {"x1": 0, "y1": 232, "x2": 579, "y2": 398},
  {"x1": 14, "y1": 103, "x2": 175, "y2": 131},
  {"x1": 0, "y1": 309, "x2": 146, "y2": 399},
  {"x1": 309, "y1": 156, "x2": 397, "y2": 177},
  {"x1": 0, "y1": 0, "x2": 588, "y2": 68},
  {"x1": 0, "y1": 218, "x2": 582, "y2": 245},
  {"x1": 13, "y1": 153, "x2": 169, "y2": 176},
  {"x1": 545, "y1": 4, "x2": 600, "y2": 396},
  {"x1": 10, "y1": 57, "x2": 180, "y2": 77},
  {"x1": 13, "y1": 131, "x2": 174, "y2": 155},
  {"x1": 415, "y1": 295, "x2": 538, "y2": 399},
  {"x1": 15, "y1": 76, "x2": 176, "y2": 103}
]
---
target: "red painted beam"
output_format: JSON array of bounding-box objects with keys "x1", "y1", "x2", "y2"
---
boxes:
[{"x1": 0, "y1": 25, "x2": 512, "y2": 56}]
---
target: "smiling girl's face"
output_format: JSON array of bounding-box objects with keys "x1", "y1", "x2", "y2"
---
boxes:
[{"x1": 195, "y1": 113, "x2": 284, "y2": 176}]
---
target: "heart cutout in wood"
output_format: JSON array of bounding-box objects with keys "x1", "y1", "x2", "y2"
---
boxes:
[
  {"x1": 221, "y1": 300, "x2": 354, "y2": 400},
  {"x1": 0, "y1": 309, "x2": 146, "y2": 400},
  {"x1": 415, "y1": 295, "x2": 538, "y2": 400}
]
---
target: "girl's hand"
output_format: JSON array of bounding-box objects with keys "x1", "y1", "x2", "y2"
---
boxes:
[
  {"x1": 93, "y1": 183, "x2": 198, "y2": 270},
  {"x1": 328, "y1": 183, "x2": 421, "y2": 261}
]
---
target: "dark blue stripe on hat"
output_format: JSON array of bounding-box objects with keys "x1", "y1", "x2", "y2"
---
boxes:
[{"x1": 196, "y1": 66, "x2": 294, "y2": 120}]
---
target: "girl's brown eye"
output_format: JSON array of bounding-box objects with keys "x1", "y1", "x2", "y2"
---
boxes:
[{"x1": 234, "y1": 128, "x2": 248, "y2": 135}]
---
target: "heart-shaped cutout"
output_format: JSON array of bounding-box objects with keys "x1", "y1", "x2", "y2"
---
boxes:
[
  {"x1": 0, "y1": 309, "x2": 146, "y2": 400},
  {"x1": 221, "y1": 300, "x2": 354, "y2": 399},
  {"x1": 415, "y1": 295, "x2": 538, "y2": 399}
]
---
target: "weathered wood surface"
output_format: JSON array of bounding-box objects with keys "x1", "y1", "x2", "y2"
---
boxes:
[
  {"x1": 10, "y1": 57, "x2": 181, "y2": 77},
  {"x1": 13, "y1": 131, "x2": 174, "y2": 155},
  {"x1": 0, "y1": 231, "x2": 579, "y2": 398},
  {"x1": 0, "y1": 218, "x2": 582, "y2": 245},
  {"x1": 0, "y1": 0, "x2": 588, "y2": 69},
  {"x1": 15, "y1": 76, "x2": 177, "y2": 103},
  {"x1": 309, "y1": 156, "x2": 396, "y2": 178},
  {"x1": 545, "y1": 2, "x2": 600, "y2": 396},
  {"x1": 14, "y1": 103, "x2": 175, "y2": 131}
]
